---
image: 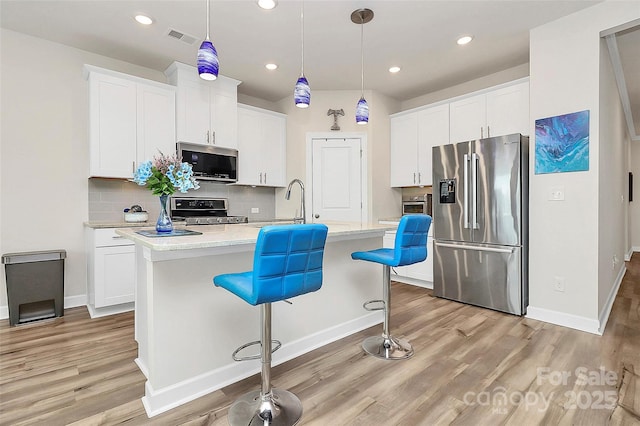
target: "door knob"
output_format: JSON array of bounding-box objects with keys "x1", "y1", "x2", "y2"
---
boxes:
[{"x1": 314, "y1": 214, "x2": 320, "y2": 219}]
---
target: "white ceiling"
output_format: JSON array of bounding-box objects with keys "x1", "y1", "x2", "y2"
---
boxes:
[{"x1": 0, "y1": 0, "x2": 636, "y2": 134}]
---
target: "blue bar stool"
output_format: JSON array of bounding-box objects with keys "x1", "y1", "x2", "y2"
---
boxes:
[
  {"x1": 351, "y1": 214, "x2": 431, "y2": 360},
  {"x1": 213, "y1": 224, "x2": 329, "y2": 426}
]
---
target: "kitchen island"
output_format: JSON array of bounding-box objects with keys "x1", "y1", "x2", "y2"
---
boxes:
[{"x1": 116, "y1": 221, "x2": 394, "y2": 417}]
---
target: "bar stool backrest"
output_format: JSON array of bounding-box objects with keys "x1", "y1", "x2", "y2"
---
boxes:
[
  {"x1": 251, "y1": 224, "x2": 329, "y2": 305},
  {"x1": 393, "y1": 215, "x2": 432, "y2": 267}
]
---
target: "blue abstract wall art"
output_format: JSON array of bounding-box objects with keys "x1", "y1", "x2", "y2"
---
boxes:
[{"x1": 535, "y1": 110, "x2": 590, "y2": 174}]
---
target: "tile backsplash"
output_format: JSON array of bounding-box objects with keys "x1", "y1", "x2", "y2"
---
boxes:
[{"x1": 88, "y1": 179, "x2": 276, "y2": 222}]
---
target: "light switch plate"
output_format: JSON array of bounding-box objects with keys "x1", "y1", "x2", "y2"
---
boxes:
[
  {"x1": 251, "y1": 207, "x2": 259, "y2": 214},
  {"x1": 549, "y1": 186, "x2": 565, "y2": 201}
]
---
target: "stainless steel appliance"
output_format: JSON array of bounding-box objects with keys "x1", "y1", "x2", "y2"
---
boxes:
[
  {"x1": 402, "y1": 194, "x2": 432, "y2": 216},
  {"x1": 432, "y1": 133, "x2": 528, "y2": 315},
  {"x1": 177, "y1": 142, "x2": 238, "y2": 183},
  {"x1": 170, "y1": 197, "x2": 248, "y2": 225}
]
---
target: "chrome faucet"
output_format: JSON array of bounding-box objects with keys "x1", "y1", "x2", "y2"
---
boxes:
[{"x1": 285, "y1": 179, "x2": 306, "y2": 224}]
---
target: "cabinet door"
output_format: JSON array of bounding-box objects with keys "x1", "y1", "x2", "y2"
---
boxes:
[
  {"x1": 485, "y1": 81, "x2": 529, "y2": 137},
  {"x1": 137, "y1": 83, "x2": 176, "y2": 163},
  {"x1": 176, "y1": 79, "x2": 211, "y2": 145},
  {"x1": 390, "y1": 113, "x2": 419, "y2": 187},
  {"x1": 260, "y1": 113, "x2": 286, "y2": 187},
  {"x1": 211, "y1": 89, "x2": 238, "y2": 149},
  {"x1": 94, "y1": 245, "x2": 135, "y2": 308},
  {"x1": 449, "y1": 93, "x2": 486, "y2": 143},
  {"x1": 237, "y1": 107, "x2": 262, "y2": 185},
  {"x1": 89, "y1": 73, "x2": 137, "y2": 178},
  {"x1": 417, "y1": 104, "x2": 449, "y2": 186}
]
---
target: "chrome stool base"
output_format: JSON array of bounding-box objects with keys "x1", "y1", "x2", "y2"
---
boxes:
[
  {"x1": 228, "y1": 388, "x2": 303, "y2": 426},
  {"x1": 362, "y1": 335, "x2": 414, "y2": 360}
]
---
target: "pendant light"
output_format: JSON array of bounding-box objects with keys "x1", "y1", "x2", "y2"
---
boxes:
[
  {"x1": 198, "y1": 0, "x2": 219, "y2": 80},
  {"x1": 294, "y1": 0, "x2": 310, "y2": 108},
  {"x1": 351, "y1": 8, "x2": 373, "y2": 124}
]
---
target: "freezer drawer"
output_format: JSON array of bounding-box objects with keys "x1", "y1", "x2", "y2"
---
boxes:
[{"x1": 433, "y1": 241, "x2": 523, "y2": 315}]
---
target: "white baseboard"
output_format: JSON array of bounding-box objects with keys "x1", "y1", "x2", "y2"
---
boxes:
[
  {"x1": 526, "y1": 306, "x2": 602, "y2": 335},
  {"x1": 141, "y1": 311, "x2": 383, "y2": 417},
  {"x1": 626, "y1": 247, "x2": 640, "y2": 261},
  {"x1": 0, "y1": 294, "x2": 87, "y2": 321},
  {"x1": 392, "y1": 275, "x2": 433, "y2": 290},
  {"x1": 598, "y1": 265, "x2": 627, "y2": 334},
  {"x1": 86, "y1": 302, "x2": 134, "y2": 319}
]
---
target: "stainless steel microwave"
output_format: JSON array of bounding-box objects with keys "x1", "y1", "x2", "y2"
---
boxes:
[
  {"x1": 177, "y1": 142, "x2": 238, "y2": 183},
  {"x1": 402, "y1": 194, "x2": 432, "y2": 216}
]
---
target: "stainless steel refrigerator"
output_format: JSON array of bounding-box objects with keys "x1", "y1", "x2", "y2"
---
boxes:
[{"x1": 432, "y1": 133, "x2": 528, "y2": 315}]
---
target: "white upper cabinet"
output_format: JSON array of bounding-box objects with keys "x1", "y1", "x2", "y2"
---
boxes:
[
  {"x1": 390, "y1": 103, "x2": 449, "y2": 187},
  {"x1": 236, "y1": 104, "x2": 287, "y2": 187},
  {"x1": 85, "y1": 65, "x2": 176, "y2": 179},
  {"x1": 449, "y1": 80, "x2": 529, "y2": 143},
  {"x1": 164, "y1": 61, "x2": 241, "y2": 149}
]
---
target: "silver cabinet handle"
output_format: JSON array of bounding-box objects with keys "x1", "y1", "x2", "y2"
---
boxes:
[
  {"x1": 206, "y1": 130, "x2": 210, "y2": 144},
  {"x1": 212, "y1": 130, "x2": 215, "y2": 144},
  {"x1": 471, "y1": 152, "x2": 479, "y2": 229},
  {"x1": 132, "y1": 161, "x2": 135, "y2": 174},
  {"x1": 487, "y1": 126, "x2": 490, "y2": 137},
  {"x1": 259, "y1": 172, "x2": 263, "y2": 184},
  {"x1": 463, "y1": 153, "x2": 470, "y2": 229},
  {"x1": 112, "y1": 235, "x2": 124, "y2": 239},
  {"x1": 314, "y1": 214, "x2": 320, "y2": 219},
  {"x1": 418, "y1": 173, "x2": 422, "y2": 184},
  {"x1": 435, "y1": 242, "x2": 514, "y2": 254},
  {"x1": 413, "y1": 172, "x2": 416, "y2": 184},
  {"x1": 264, "y1": 172, "x2": 267, "y2": 184}
]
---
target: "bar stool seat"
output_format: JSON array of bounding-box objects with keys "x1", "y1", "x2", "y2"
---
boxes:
[
  {"x1": 351, "y1": 214, "x2": 431, "y2": 360},
  {"x1": 214, "y1": 223, "x2": 329, "y2": 426}
]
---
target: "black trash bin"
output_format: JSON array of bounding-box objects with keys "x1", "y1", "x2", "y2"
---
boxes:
[{"x1": 2, "y1": 250, "x2": 66, "y2": 326}]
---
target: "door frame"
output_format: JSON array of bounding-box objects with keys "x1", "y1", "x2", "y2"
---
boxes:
[{"x1": 306, "y1": 132, "x2": 369, "y2": 224}]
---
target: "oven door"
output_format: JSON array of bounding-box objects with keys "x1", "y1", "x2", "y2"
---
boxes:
[{"x1": 402, "y1": 202, "x2": 426, "y2": 215}]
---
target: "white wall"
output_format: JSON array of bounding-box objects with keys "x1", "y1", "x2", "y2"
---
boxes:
[
  {"x1": 631, "y1": 143, "x2": 640, "y2": 252},
  {"x1": 400, "y1": 63, "x2": 529, "y2": 112},
  {"x1": 0, "y1": 29, "x2": 168, "y2": 312},
  {"x1": 274, "y1": 90, "x2": 401, "y2": 222},
  {"x1": 527, "y1": 2, "x2": 639, "y2": 333},
  {"x1": 598, "y1": 36, "x2": 630, "y2": 316}
]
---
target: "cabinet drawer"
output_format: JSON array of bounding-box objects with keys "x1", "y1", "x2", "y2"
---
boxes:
[{"x1": 94, "y1": 228, "x2": 134, "y2": 247}]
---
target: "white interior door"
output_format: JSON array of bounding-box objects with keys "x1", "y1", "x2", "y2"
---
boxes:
[{"x1": 311, "y1": 137, "x2": 363, "y2": 223}]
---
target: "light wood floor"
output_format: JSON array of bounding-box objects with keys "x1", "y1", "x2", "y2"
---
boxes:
[{"x1": 1, "y1": 255, "x2": 639, "y2": 425}]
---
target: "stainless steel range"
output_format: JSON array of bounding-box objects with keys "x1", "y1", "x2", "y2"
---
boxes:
[{"x1": 170, "y1": 197, "x2": 248, "y2": 225}]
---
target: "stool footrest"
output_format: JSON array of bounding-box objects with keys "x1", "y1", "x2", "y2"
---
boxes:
[
  {"x1": 363, "y1": 299, "x2": 385, "y2": 312},
  {"x1": 232, "y1": 339, "x2": 282, "y2": 362}
]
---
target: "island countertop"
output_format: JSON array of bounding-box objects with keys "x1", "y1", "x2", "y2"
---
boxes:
[{"x1": 115, "y1": 221, "x2": 395, "y2": 252}]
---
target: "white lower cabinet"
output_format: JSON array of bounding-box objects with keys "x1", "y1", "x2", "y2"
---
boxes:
[
  {"x1": 383, "y1": 228, "x2": 434, "y2": 288},
  {"x1": 86, "y1": 228, "x2": 135, "y2": 318}
]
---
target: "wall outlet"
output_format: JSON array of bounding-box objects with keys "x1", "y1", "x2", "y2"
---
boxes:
[
  {"x1": 251, "y1": 207, "x2": 259, "y2": 214},
  {"x1": 553, "y1": 276, "x2": 565, "y2": 292}
]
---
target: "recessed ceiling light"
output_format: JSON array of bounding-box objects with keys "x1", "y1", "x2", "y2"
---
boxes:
[
  {"x1": 265, "y1": 63, "x2": 278, "y2": 70},
  {"x1": 257, "y1": 0, "x2": 277, "y2": 10},
  {"x1": 457, "y1": 35, "x2": 474, "y2": 45},
  {"x1": 134, "y1": 14, "x2": 154, "y2": 25},
  {"x1": 389, "y1": 66, "x2": 401, "y2": 73}
]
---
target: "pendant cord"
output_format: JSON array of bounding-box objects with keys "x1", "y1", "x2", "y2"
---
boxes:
[
  {"x1": 300, "y1": 0, "x2": 305, "y2": 76},
  {"x1": 206, "y1": 0, "x2": 210, "y2": 40},
  {"x1": 360, "y1": 14, "x2": 364, "y2": 97}
]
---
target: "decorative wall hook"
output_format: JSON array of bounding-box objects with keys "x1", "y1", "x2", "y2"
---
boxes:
[{"x1": 327, "y1": 109, "x2": 345, "y2": 131}]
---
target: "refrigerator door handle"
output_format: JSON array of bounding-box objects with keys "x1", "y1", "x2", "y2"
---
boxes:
[
  {"x1": 435, "y1": 242, "x2": 514, "y2": 254},
  {"x1": 463, "y1": 153, "x2": 470, "y2": 229},
  {"x1": 471, "y1": 152, "x2": 479, "y2": 229}
]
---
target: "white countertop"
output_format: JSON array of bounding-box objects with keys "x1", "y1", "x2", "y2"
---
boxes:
[{"x1": 115, "y1": 221, "x2": 395, "y2": 252}]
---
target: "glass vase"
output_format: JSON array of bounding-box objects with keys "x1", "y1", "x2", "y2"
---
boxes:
[{"x1": 156, "y1": 194, "x2": 173, "y2": 233}]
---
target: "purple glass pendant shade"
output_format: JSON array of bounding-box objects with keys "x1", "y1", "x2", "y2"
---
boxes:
[
  {"x1": 356, "y1": 97, "x2": 369, "y2": 124},
  {"x1": 294, "y1": 75, "x2": 310, "y2": 108},
  {"x1": 198, "y1": 39, "x2": 219, "y2": 81}
]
